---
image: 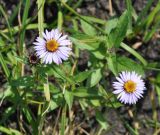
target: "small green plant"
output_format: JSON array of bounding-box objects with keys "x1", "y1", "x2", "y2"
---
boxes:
[{"x1": 0, "y1": 0, "x2": 160, "y2": 135}]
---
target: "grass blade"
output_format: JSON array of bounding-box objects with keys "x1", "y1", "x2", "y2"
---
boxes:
[
  {"x1": 0, "y1": 53, "x2": 10, "y2": 79},
  {"x1": 37, "y1": 0, "x2": 45, "y2": 36},
  {"x1": 120, "y1": 43, "x2": 147, "y2": 66}
]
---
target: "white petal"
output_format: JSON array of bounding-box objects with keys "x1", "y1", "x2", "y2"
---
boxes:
[
  {"x1": 43, "y1": 53, "x2": 49, "y2": 64},
  {"x1": 113, "y1": 82, "x2": 124, "y2": 87},
  {"x1": 33, "y1": 42, "x2": 45, "y2": 46},
  {"x1": 42, "y1": 31, "x2": 48, "y2": 40},
  {"x1": 116, "y1": 77, "x2": 124, "y2": 83},
  {"x1": 54, "y1": 29, "x2": 62, "y2": 40},
  {"x1": 36, "y1": 37, "x2": 46, "y2": 44},
  {"x1": 59, "y1": 40, "x2": 71, "y2": 46},
  {"x1": 56, "y1": 50, "x2": 69, "y2": 60},
  {"x1": 52, "y1": 53, "x2": 59, "y2": 65},
  {"x1": 113, "y1": 89, "x2": 123, "y2": 94},
  {"x1": 58, "y1": 35, "x2": 68, "y2": 42},
  {"x1": 37, "y1": 51, "x2": 47, "y2": 58}
]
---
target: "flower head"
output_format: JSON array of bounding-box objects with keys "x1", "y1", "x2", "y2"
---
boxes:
[
  {"x1": 33, "y1": 29, "x2": 72, "y2": 64},
  {"x1": 112, "y1": 71, "x2": 146, "y2": 105},
  {"x1": 29, "y1": 54, "x2": 40, "y2": 65}
]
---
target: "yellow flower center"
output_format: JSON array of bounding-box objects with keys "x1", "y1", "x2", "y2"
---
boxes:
[
  {"x1": 124, "y1": 80, "x2": 136, "y2": 93},
  {"x1": 46, "y1": 39, "x2": 59, "y2": 52}
]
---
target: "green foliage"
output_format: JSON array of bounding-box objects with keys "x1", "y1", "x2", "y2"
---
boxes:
[
  {"x1": 109, "y1": 11, "x2": 129, "y2": 48},
  {"x1": 117, "y1": 56, "x2": 144, "y2": 76},
  {"x1": 0, "y1": 0, "x2": 160, "y2": 134}
]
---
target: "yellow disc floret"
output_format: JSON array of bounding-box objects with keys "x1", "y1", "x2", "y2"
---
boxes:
[
  {"x1": 124, "y1": 80, "x2": 136, "y2": 93},
  {"x1": 46, "y1": 39, "x2": 59, "y2": 52}
]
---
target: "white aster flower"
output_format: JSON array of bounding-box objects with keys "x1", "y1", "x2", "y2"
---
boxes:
[
  {"x1": 112, "y1": 71, "x2": 146, "y2": 105},
  {"x1": 33, "y1": 29, "x2": 72, "y2": 64}
]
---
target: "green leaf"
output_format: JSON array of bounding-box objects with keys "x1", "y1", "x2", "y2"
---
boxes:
[
  {"x1": 50, "y1": 93, "x2": 63, "y2": 111},
  {"x1": 98, "y1": 85, "x2": 123, "y2": 108},
  {"x1": 19, "y1": 0, "x2": 30, "y2": 55},
  {"x1": 82, "y1": 15, "x2": 106, "y2": 24},
  {"x1": 37, "y1": 0, "x2": 45, "y2": 35},
  {"x1": 0, "y1": 53, "x2": 10, "y2": 79},
  {"x1": 0, "y1": 38, "x2": 5, "y2": 47},
  {"x1": 0, "y1": 106, "x2": 16, "y2": 124},
  {"x1": 90, "y1": 99, "x2": 101, "y2": 107},
  {"x1": 143, "y1": 20, "x2": 160, "y2": 42},
  {"x1": 70, "y1": 32, "x2": 94, "y2": 40},
  {"x1": 60, "y1": 105, "x2": 67, "y2": 135},
  {"x1": 156, "y1": 85, "x2": 160, "y2": 106},
  {"x1": 125, "y1": 122, "x2": 139, "y2": 135},
  {"x1": 0, "y1": 126, "x2": 22, "y2": 135},
  {"x1": 117, "y1": 56, "x2": 144, "y2": 76},
  {"x1": 120, "y1": 43, "x2": 147, "y2": 66},
  {"x1": 44, "y1": 83, "x2": 50, "y2": 101},
  {"x1": 92, "y1": 42, "x2": 106, "y2": 59},
  {"x1": 126, "y1": 0, "x2": 132, "y2": 34},
  {"x1": 96, "y1": 111, "x2": 108, "y2": 130},
  {"x1": 80, "y1": 19, "x2": 97, "y2": 36},
  {"x1": 50, "y1": 100, "x2": 59, "y2": 110},
  {"x1": 87, "y1": 68, "x2": 102, "y2": 87},
  {"x1": 0, "y1": 87, "x2": 13, "y2": 98},
  {"x1": 105, "y1": 18, "x2": 118, "y2": 34},
  {"x1": 107, "y1": 55, "x2": 118, "y2": 76},
  {"x1": 135, "y1": 0, "x2": 153, "y2": 24},
  {"x1": 109, "y1": 11, "x2": 129, "y2": 48},
  {"x1": 70, "y1": 36, "x2": 105, "y2": 59},
  {"x1": 64, "y1": 90, "x2": 73, "y2": 110},
  {"x1": 22, "y1": 106, "x2": 37, "y2": 131},
  {"x1": 70, "y1": 37, "x2": 99, "y2": 51},
  {"x1": 58, "y1": 10, "x2": 63, "y2": 31},
  {"x1": 74, "y1": 70, "x2": 93, "y2": 83},
  {"x1": 52, "y1": 65, "x2": 75, "y2": 84},
  {"x1": 72, "y1": 87, "x2": 100, "y2": 98},
  {"x1": 145, "y1": 1, "x2": 160, "y2": 28},
  {"x1": 10, "y1": 76, "x2": 35, "y2": 87}
]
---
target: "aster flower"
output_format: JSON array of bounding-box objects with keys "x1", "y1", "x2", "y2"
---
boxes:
[
  {"x1": 112, "y1": 71, "x2": 146, "y2": 105},
  {"x1": 33, "y1": 29, "x2": 72, "y2": 64}
]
